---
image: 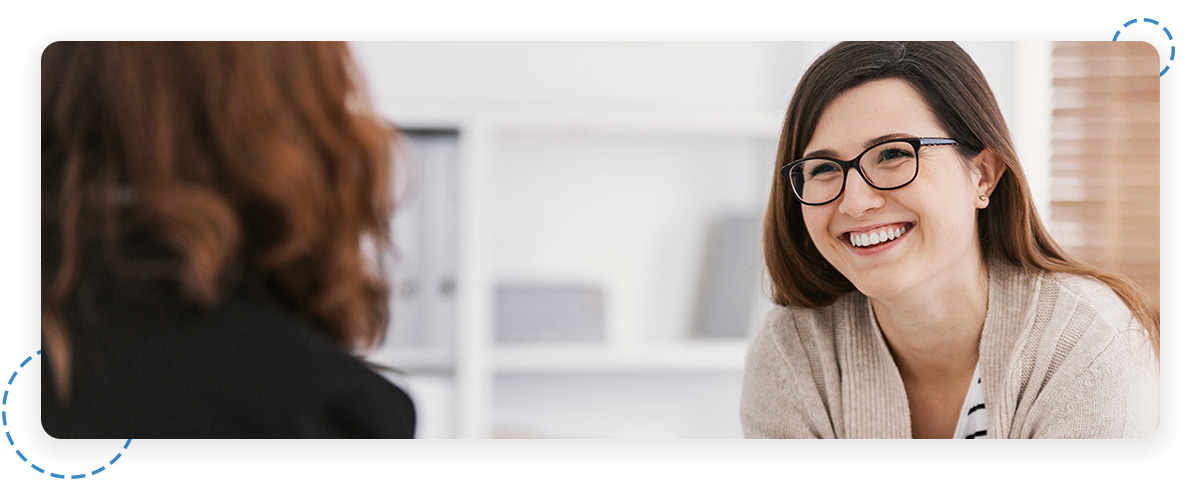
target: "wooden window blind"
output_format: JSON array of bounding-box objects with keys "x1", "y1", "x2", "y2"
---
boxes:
[{"x1": 1048, "y1": 41, "x2": 1159, "y2": 305}]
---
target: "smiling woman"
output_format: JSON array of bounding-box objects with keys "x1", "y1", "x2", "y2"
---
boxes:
[{"x1": 742, "y1": 41, "x2": 1159, "y2": 439}]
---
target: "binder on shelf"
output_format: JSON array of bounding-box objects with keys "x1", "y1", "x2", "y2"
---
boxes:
[
  {"x1": 691, "y1": 212, "x2": 764, "y2": 339},
  {"x1": 385, "y1": 128, "x2": 460, "y2": 352},
  {"x1": 495, "y1": 283, "x2": 606, "y2": 343}
]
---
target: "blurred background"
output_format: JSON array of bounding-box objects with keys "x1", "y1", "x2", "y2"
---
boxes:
[{"x1": 352, "y1": 42, "x2": 1159, "y2": 438}]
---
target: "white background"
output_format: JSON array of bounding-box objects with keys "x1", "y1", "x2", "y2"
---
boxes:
[{"x1": 1, "y1": 1, "x2": 1192, "y2": 478}]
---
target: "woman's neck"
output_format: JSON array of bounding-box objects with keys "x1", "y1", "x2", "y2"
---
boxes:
[{"x1": 869, "y1": 256, "x2": 990, "y2": 381}]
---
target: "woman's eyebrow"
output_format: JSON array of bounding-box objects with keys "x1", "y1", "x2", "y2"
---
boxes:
[
  {"x1": 800, "y1": 132, "x2": 916, "y2": 159},
  {"x1": 801, "y1": 147, "x2": 840, "y2": 159}
]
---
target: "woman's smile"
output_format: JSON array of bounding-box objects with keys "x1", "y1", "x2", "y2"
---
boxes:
[{"x1": 841, "y1": 221, "x2": 913, "y2": 250}]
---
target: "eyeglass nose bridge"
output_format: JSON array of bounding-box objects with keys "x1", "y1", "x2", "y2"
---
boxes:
[
  {"x1": 828, "y1": 157, "x2": 880, "y2": 204},
  {"x1": 842, "y1": 157, "x2": 877, "y2": 188}
]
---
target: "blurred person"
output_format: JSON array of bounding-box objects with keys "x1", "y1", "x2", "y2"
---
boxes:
[
  {"x1": 41, "y1": 41, "x2": 415, "y2": 438},
  {"x1": 743, "y1": 41, "x2": 1158, "y2": 438}
]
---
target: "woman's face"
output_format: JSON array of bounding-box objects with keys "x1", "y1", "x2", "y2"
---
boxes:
[{"x1": 800, "y1": 78, "x2": 992, "y2": 301}]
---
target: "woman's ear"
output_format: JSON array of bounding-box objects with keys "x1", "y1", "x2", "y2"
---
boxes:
[{"x1": 973, "y1": 149, "x2": 1007, "y2": 198}]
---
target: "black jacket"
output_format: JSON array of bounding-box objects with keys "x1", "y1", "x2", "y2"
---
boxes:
[{"x1": 42, "y1": 263, "x2": 416, "y2": 439}]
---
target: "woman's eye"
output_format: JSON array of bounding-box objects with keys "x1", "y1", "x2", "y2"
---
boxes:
[
  {"x1": 802, "y1": 162, "x2": 840, "y2": 180},
  {"x1": 878, "y1": 148, "x2": 914, "y2": 162}
]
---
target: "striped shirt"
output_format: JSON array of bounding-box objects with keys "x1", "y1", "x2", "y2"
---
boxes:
[{"x1": 953, "y1": 362, "x2": 988, "y2": 439}]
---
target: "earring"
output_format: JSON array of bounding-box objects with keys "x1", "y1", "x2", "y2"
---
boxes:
[{"x1": 979, "y1": 194, "x2": 988, "y2": 202}]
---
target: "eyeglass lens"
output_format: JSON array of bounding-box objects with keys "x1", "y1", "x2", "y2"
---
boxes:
[{"x1": 790, "y1": 140, "x2": 919, "y2": 204}]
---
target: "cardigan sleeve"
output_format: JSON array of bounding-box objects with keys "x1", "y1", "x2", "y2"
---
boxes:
[
  {"x1": 1026, "y1": 329, "x2": 1158, "y2": 438},
  {"x1": 1014, "y1": 276, "x2": 1159, "y2": 439},
  {"x1": 740, "y1": 307, "x2": 837, "y2": 438}
]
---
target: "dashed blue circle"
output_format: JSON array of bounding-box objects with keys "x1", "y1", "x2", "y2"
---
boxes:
[
  {"x1": 1112, "y1": 17, "x2": 1176, "y2": 76},
  {"x1": 4, "y1": 350, "x2": 132, "y2": 477}
]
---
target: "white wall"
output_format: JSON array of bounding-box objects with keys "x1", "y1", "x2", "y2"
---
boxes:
[
  {"x1": 353, "y1": 42, "x2": 1024, "y2": 118},
  {"x1": 352, "y1": 42, "x2": 825, "y2": 115}
]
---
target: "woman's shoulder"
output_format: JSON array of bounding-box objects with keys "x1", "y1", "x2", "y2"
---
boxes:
[
  {"x1": 742, "y1": 298, "x2": 861, "y2": 438},
  {"x1": 1044, "y1": 270, "x2": 1129, "y2": 309},
  {"x1": 745, "y1": 295, "x2": 868, "y2": 385},
  {"x1": 1000, "y1": 266, "x2": 1154, "y2": 385},
  {"x1": 1033, "y1": 270, "x2": 1142, "y2": 341},
  {"x1": 989, "y1": 261, "x2": 1139, "y2": 341},
  {"x1": 996, "y1": 268, "x2": 1158, "y2": 438},
  {"x1": 750, "y1": 294, "x2": 863, "y2": 355},
  {"x1": 48, "y1": 273, "x2": 417, "y2": 438},
  {"x1": 185, "y1": 291, "x2": 418, "y2": 437}
]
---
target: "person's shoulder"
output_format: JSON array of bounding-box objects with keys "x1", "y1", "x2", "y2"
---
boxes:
[
  {"x1": 753, "y1": 295, "x2": 857, "y2": 349},
  {"x1": 748, "y1": 294, "x2": 863, "y2": 368},
  {"x1": 1019, "y1": 270, "x2": 1154, "y2": 377},
  {"x1": 205, "y1": 283, "x2": 417, "y2": 436},
  {"x1": 743, "y1": 296, "x2": 861, "y2": 438},
  {"x1": 1006, "y1": 270, "x2": 1158, "y2": 438},
  {"x1": 1038, "y1": 271, "x2": 1137, "y2": 336},
  {"x1": 56, "y1": 273, "x2": 416, "y2": 438}
]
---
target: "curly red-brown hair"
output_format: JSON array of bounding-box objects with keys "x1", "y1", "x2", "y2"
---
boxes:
[{"x1": 41, "y1": 42, "x2": 396, "y2": 395}]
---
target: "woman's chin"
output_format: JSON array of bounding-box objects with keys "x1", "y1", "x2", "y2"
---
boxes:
[{"x1": 847, "y1": 273, "x2": 914, "y2": 301}]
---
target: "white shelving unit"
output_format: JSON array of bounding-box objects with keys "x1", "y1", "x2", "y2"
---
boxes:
[{"x1": 368, "y1": 108, "x2": 780, "y2": 438}]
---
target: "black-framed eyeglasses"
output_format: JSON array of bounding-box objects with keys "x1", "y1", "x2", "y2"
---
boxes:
[{"x1": 780, "y1": 137, "x2": 958, "y2": 206}]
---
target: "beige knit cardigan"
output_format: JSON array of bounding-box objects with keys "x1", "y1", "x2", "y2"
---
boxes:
[{"x1": 740, "y1": 261, "x2": 1158, "y2": 438}]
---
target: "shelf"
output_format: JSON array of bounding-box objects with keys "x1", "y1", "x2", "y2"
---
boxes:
[
  {"x1": 491, "y1": 340, "x2": 749, "y2": 373},
  {"x1": 367, "y1": 347, "x2": 456, "y2": 374}
]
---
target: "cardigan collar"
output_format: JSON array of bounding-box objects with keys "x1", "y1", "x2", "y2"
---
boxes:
[
  {"x1": 842, "y1": 296, "x2": 911, "y2": 438},
  {"x1": 977, "y1": 260, "x2": 1040, "y2": 439},
  {"x1": 839, "y1": 259, "x2": 1038, "y2": 439}
]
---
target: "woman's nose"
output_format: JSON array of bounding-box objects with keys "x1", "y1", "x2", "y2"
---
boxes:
[{"x1": 838, "y1": 168, "x2": 885, "y2": 217}]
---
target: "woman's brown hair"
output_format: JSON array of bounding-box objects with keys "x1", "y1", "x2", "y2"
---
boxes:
[
  {"x1": 763, "y1": 41, "x2": 1159, "y2": 356},
  {"x1": 42, "y1": 42, "x2": 396, "y2": 394}
]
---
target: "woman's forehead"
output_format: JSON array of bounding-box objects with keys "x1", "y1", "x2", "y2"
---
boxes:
[{"x1": 805, "y1": 78, "x2": 944, "y2": 158}]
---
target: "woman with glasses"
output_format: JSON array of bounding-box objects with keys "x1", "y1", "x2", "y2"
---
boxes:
[{"x1": 741, "y1": 42, "x2": 1158, "y2": 438}]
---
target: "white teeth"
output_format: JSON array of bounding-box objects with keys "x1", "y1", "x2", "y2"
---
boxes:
[{"x1": 850, "y1": 225, "x2": 909, "y2": 248}]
